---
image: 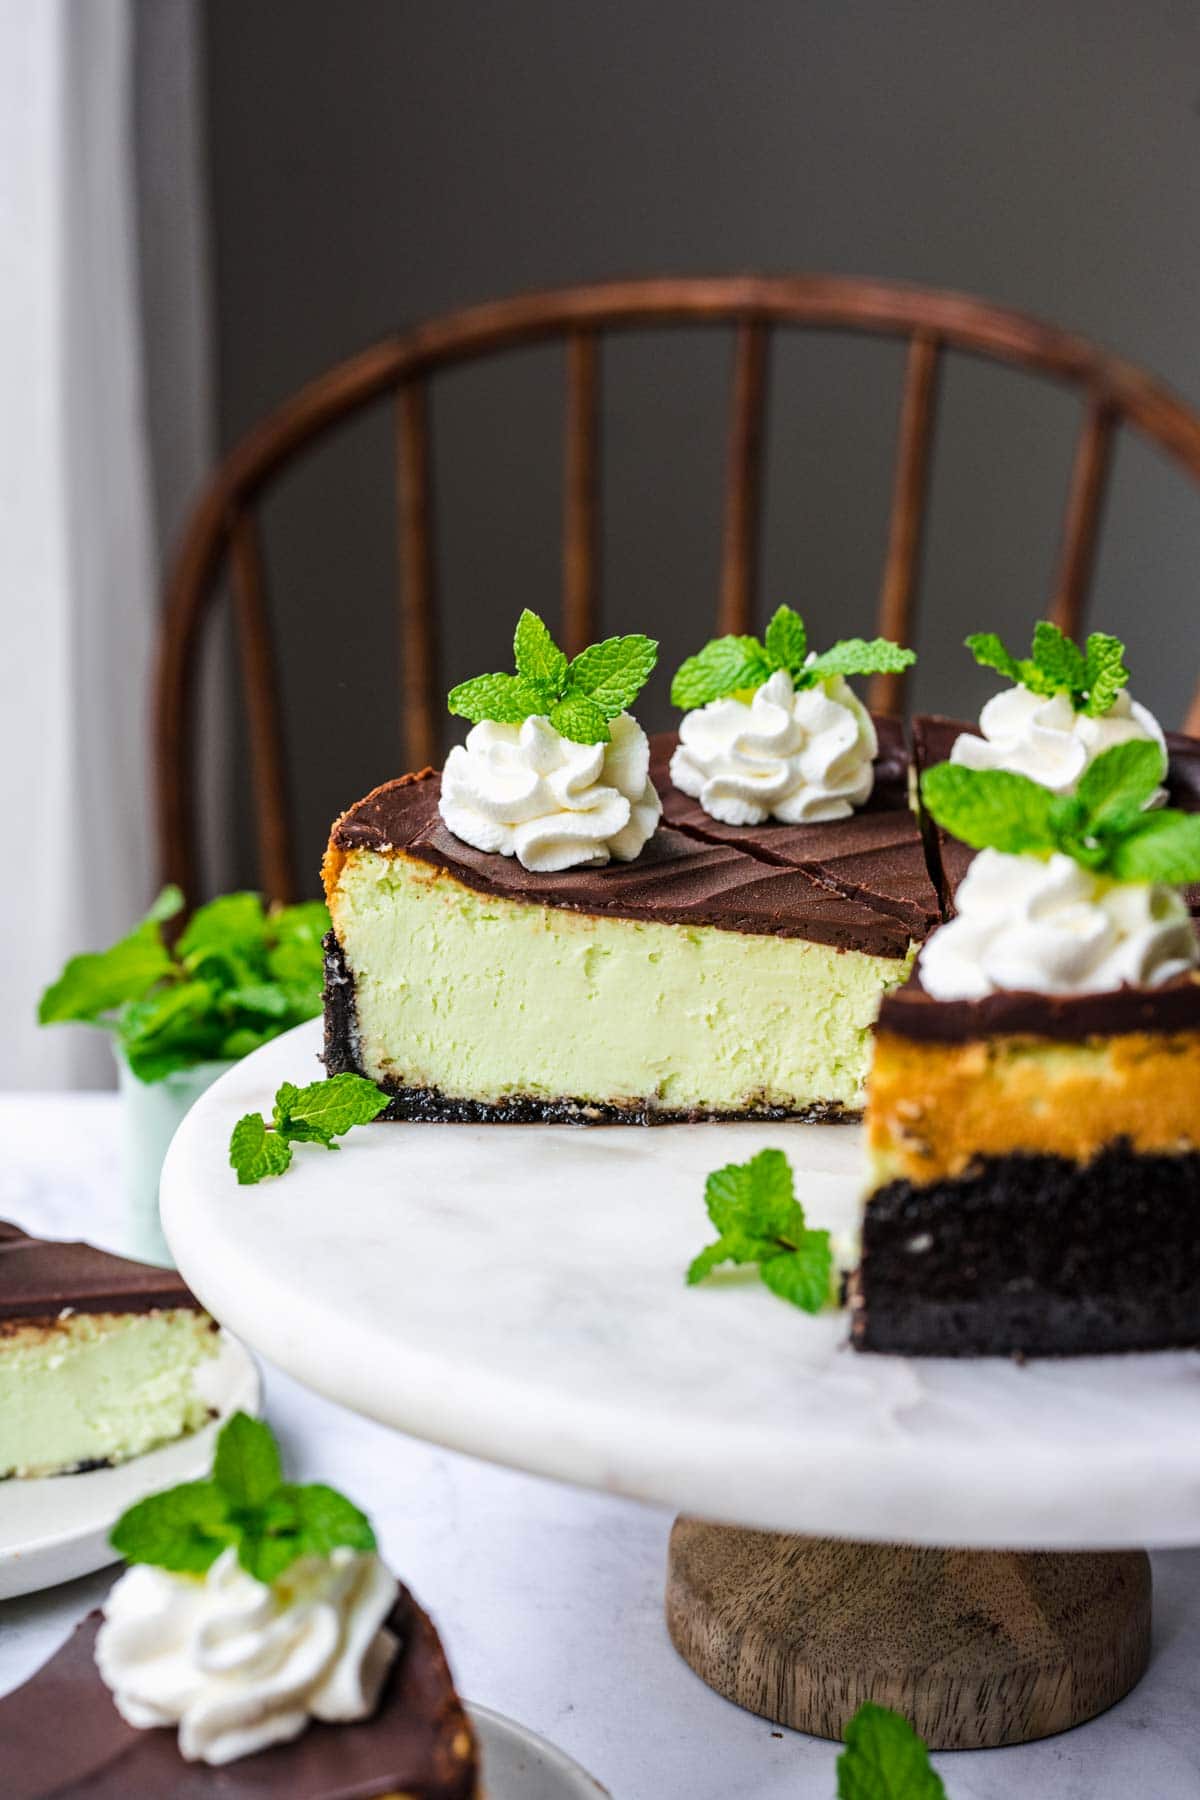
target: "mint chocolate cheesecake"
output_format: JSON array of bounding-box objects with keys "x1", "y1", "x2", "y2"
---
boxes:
[
  {"x1": 0, "y1": 1222, "x2": 218, "y2": 1478},
  {"x1": 322, "y1": 607, "x2": 928, "y2": 1124},
  {"x1": 323, "y1": 768, "x2": 919, "y2": 1123}
]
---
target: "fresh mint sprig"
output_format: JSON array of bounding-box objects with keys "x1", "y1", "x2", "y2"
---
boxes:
[
  {"x1": 965, "y1": 621, "x2": 1129, "y2": 717},
  {"x1": 686, "y1": 1147, "x2": 833, "y2": 1312},
  {"x1": 922, "y1": 739, "x2": 1200, "y2": 882},
  {"x1": 110, "y1": 1411, "x2": 376, "y2": 1584},
  {"x1": 448, "y1": 609, "x2": 658, "y2": 745},
  {"x1": 838, "y1": 1703, "x2": 947, "y2": 1800},
  {"x1": 38, "y1": 889, "x2": 330, "y2": 1082},
  {"x1": 670, "y1": 605, "x2": 914, "y2": 710},
  {"x1": 229, "y1": 1073, "x2": 388, "y2": 1184}
]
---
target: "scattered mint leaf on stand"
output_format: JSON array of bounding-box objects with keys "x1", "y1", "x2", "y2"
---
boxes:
[
  {"x1": 38, "y1": 887, "x2": 331, "y2": 1082},
  {"x1": 670, "y1": 605, "x2": 914, "y2": 709},
  {"x1": 964, "y1": 621, "x2": 1131, "y2": 717},
  {"x1": 448, "y1": 609, "x2": 658, "y2": 745},
  {"x1": 111, "y1": 1412, "x2": 376, "y2": 1582},
  {"x1": 229, "y1": 1072, "x2": 389, "y2": 1184},
  {"x1": 686, "y1": 1147, "x2": 834, "y2": 1313},
  {"x1": 921, "y1": 741, "x2": 1200, "y2": 885},
  {"x1": 837, "y1": 1702, "x2": 947, "y2": 1800}
]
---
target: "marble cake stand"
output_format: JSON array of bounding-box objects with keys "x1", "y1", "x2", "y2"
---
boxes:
[{"x1": 161, "y1": 1021, "x2": 1200, "y2": 1750}]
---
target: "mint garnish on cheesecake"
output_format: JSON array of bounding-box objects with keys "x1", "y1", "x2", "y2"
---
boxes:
[
  {"x1": 965, "y1": 620, "x2": 1129, "y2": 716},
  {"x1": 448, "y1": 607, "x2": 657, "y2": 746},
  {"x1": 919, "y1": 741, "x2": 1200, "y2": 1003},
  {"x1": 441, "y1": 608, "x2": 662, "y2": 872},
  {"x1": 110, "y1": 1411, "x2": 375, "y2": 1580},
  {"x1": 668, "y1": 606, "x2": 914, "y2": 829},
  {"x1": 670, "y1": 605, "x2": 914, "y2": 709}
]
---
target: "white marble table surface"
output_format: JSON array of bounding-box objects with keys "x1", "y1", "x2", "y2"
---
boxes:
[{"x1": 2, "y1": 1093, "x2": 1199, "y2": 1799}]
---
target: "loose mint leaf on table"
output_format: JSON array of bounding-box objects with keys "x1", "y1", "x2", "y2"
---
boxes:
[
  {"x1": 230, "y1": 1112, "x2": 294, "y2": 1184},
  {"x1": 837, "y1": 1702, "x2": 947, "y2": 1800},
  {"x1": 686, "y1": 1148, "x2": 834, "y2": 1314},
  {"x1": 671, "y1": 607, "x2": 914, "y2": 708},
  {"x1": 231, "y1": 1073, "x2": 388, "y2": 1183},
  {"x1": 448, "y1": 610, "x2": 658, "y2": 744},
  {"x1": 111, "y1": 1412, "x2": 377, "y2": 1584}
]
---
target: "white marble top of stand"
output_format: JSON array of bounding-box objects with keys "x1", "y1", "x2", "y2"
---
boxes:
[{"x1": 161, "y1": 1020, "x2": 1200, "y2": 1551}]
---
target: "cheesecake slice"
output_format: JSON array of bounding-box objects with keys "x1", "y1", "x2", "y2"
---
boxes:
[
  {"x1": 323, "y1": 760, "x2": 923, "y2": 1124},
  {"x1": 850, "y1": 975, "x2": 1200, "y2": 1357},
  {"x1": 0, "y1": 1222, "x2": 218, "y2": 1478},
  {"x1": 0, "y1": 1588, "x2": 477, "y2": 1799}
]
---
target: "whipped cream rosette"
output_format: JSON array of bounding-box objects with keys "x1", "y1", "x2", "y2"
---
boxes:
[
  {"x1": 919, "y1": 739, "x2": 1200, "y2": 1003},
  {"x1": 440, "y1": 608, "x2": 661, "y2": 872},
  {"x1": 952, "y1": 621, "x2": 1167, "y2": 801},
  {"x1": 668, "y1": 606, "x2": 914, "y2": 827}
]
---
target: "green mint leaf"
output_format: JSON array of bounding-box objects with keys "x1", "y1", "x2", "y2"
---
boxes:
[
  {"x1": 110, "y1": 1479, "x2": 234, "y2": 1575},
  {"x1": 213, "y1": 1411, "x2": 283, "y2": 1510},
  {"x1": 146, "y1": 884, "x2": 186, "y2": 925},
  {"x1": 670, "y1": 636, "x2": 773, "y2": 708},
  {"x1": 286, "y1": 1481, "x2": 378, "y2": 1558},
  {"x1": 837, "y1": 1701, "x2": 946, "y2": 1800},
  {"x1": 1030, "y1": 620, "x2": 1087, "y2": 694},
  {"x1": 38, "y1": 918, "x2": 173, "y2": 1025},
  {"x1": 1106, "y1": 811, "x2": 1200, "y2": 884},
  {"x1": 513, "y1": 609, "x2": 569, "y2": 690},
  {"x1": 763, "y1": 605, "x2": 807, "y2": 676},
  {"x1": 689, "y1": 1149, "x2": 832, "y2": 1314},
  {"x1": 1075, "y1": 740, "x2": 1166, "y2": 834},
  {"x1": 805, "y1": 638, "x2": 916, "y2": 685},
  {"x1": 269, "y1": 899, "x2": 331, "y2": 948},
  {"x1": 177, "y1": 892, "x2": 267, "y2": 961},
  {"x1": 566, "y1": 633, "x2": 658, "y2": 717},
  {"x1": 1083, "y1": 631, "x2": 1130, "y2": 716},
  {"x1": 229, "y1": 1112, "x2": 294, "y2": 1185},
  {"x1": 760, "y1": 1234, "x2": 834, "y2": 1313},
  {"x1": 277, "y1": 1065, "x2": 390, "y2": 1137},
  {"x1": 964, "y1": 631, "x2": 1023, "y2": 685},
  {"x1": 920, "y1": 763, "x2": 1060, "y2": 855},
  {"x1": 447, "y1": 672, "x2": 552, "y2": 725},
  {"x1": 549, "y1": 692, "x2": 611, "y2": 744}
]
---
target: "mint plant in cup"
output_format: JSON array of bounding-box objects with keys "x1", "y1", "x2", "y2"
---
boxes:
[{"x1": 39, "y1": 887, "x2": 329, "y2": 1262}]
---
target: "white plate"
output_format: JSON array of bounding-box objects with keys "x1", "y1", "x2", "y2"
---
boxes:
[
  {"x1": 0, "y1": 1332, "x2": 259, "y2": 1599},
  {"x1": 470, "y1": 1703, "x2": 610, "y2": 1798},
  {"x1": 162, "y1": 1020, "x2": 1200, "y2": 1551}
]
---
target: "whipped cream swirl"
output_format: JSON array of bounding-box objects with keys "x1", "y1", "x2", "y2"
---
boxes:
[
  {"x1": 95, "y1": 1547, "x2": 399, "y2": 1766},
  {"x1": 950, "y1": 684, "x2": 1166, "y2": 799},
  {"x1": 919, "y1": 849, "x2": 1198, "y2": 1000},
  {"x1": 439, "y1": 710, "x2": 661, "y2": 872},
  {"x1": 670, "y1": 667, "x2": 876, "y2": 826}
]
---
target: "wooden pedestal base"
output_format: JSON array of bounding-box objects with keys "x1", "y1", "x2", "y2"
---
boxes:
[{"x1": 665, "y1": 1520, "x2": 1151, "y2": 1749}]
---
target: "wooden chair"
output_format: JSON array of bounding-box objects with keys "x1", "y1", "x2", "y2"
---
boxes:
[{"x1": 156, "y1": 275, "x2": 1200, "y2": 902}]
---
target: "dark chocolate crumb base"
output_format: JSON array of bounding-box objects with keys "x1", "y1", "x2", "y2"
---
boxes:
[
  {"x1": 323, "y1": 934, "x2": 858, "y2": 1126},
  {"x1": 850, "y1": 1141, "x2": 1200, "y2": 1358}
]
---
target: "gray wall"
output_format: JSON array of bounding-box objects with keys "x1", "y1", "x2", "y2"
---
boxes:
[{"x1": 204, "y1": 0, "x2": 1200, "y2": 893}]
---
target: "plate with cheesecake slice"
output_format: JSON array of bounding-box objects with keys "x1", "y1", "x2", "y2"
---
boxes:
[{"x1": 0, "y1": 1221, "x2": 260, "y2": 1598}]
